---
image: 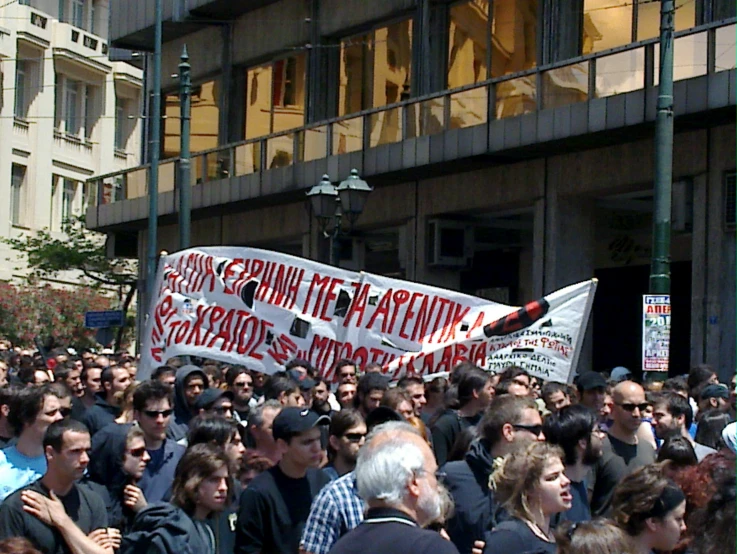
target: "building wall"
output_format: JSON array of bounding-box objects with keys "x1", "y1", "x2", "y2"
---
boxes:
[{"x1": 0, "y1": 0, "x2": 141, "y2": 283}]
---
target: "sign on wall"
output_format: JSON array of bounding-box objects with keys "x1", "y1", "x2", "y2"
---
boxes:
[
  {"x1": 139, "y1": 247, "x2": 597, "y2": 384},
  {"x1": 642, "y1": 294, "x2": 671, "y2": 372}
]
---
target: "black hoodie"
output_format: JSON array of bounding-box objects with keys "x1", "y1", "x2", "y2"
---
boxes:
[
  {"x1": 83, "y1": 394, "x2": 121, "y2": 436},
  {"x1": 88, "y1": 422, "x2": 138, "y2": 533},
  {"x1": 167, "y1": 365, "x2": 209, "y2": 441},
  {"x1": 120, "y1": 502, "x2": 215, "y2": 554},
  {"x1": 441, "y1": 440, "x2": 506, "y2": 554}
]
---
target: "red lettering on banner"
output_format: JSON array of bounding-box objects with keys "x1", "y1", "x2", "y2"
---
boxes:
[
  {"x1": 399, "y1": 292, "x2": 423, "y2": 340},
  {"x1": 429, "y1": 298, "x2": 451, "y2": 343},
  {"x1": 303, "y1": 273, "x2": 331, "y2": 317},
  {"x1": 268, "y1": 334, "x2": 299, "y2": 365},
  {"x1": 222, "y1": 258, "x2": 244, "y2": 295},
  {"x1": 386, "y1": 289, "x2": 410, "y2": 335},
  {"x1": 471, "y1": 342, "x2": 487, "y2": 366},
  {"x1": 369, "y1": 347, "x2": 385, "y2": 363},
  {"x1": 319, "y1": 278, "x2": 344, "y2": 322},
  {"x1": 286, "y1": 268, "x2": 304, "y2": 310},
  {"x1": 421, "y1": 352, "x2": 435, "y2": 375},
  {"x1": 353, "y1": 347, "x2": 369, "y2": 369},
  {"x1": 339, "y1": 343, "x2": 354, "y2": 360},
  {"x1": 465, "y1": 312, "x2": 485, "y2": 339},
  {"x1": 453, "y1": 343, "x2": 469, "y2": 366},
  {"x1": 344, "y1": 282, "x2": 369, "y2": 328},
  {"x1": 412, "y1": 295, "x2": 436, "y2": 343},
  {"x1": 366, "y1": 289, "x2": 392, "y2": 333},
  {"x1": 309, "y1": 335, "x2": 331, "y2": 374}
]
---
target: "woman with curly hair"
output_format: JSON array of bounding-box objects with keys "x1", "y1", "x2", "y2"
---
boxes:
[
  {"x1": 686, "y1": 473, "x2": 736, "y2": 554},
  {"x1": 611, "y1": 464, "x2": 686, "y2": 554},
  {"x1": 482, "y1": 441, "x2": 572, "y2": 553}
]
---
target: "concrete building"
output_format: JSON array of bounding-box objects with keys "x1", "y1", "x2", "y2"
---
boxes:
[
  {"x1": 87, "y1": 0, "x2": 735, "y2": 380},
  {"x1": 0, "y1": 0, "x2": 142, "y2": 284}
]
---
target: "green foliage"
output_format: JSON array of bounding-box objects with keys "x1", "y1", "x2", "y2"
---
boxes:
[{"x1": 4, "y1": 215, "x2": 136, "y2": 287}]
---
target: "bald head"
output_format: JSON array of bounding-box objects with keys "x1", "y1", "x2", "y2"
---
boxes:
[
  {"x1": 610, "y1": 380, "x2": 646, "y2": 436},
  {"x1": 612, "y1": 381, "x2": 644, "y2": 403}
]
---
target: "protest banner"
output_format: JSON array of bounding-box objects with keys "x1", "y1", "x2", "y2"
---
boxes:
[{"x1": 139, "y1": 247, "x2": 596, "y2": 384}]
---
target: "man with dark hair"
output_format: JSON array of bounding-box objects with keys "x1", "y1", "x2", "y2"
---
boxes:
[
  {"x1": 543, "y1": 405, "x2": 604, "y2": 524},
  {"x1": 324, "y1": 409, "x2": 366, "y2": 480},
  {"x1": 336, "y1": 382, "x2": 357, "y2": 410},
  {"x1": 80, "y1": 366, "x2": 103, "y2": 410},
  {"x1": 541, "y1": 381, "x2": 571, "y2": 413},
  {"x1": 333, "y1": 359, "x2": 357, "y2": 385},
  {"x1": 0, "y1": 386, "x2": 19, "y2": 448},
  {"x1": 431, "y1": 367, "x2": 494, "y2": 466},
  {"x1": 652, "y1": 391, "x2": 715, "y2": 461},
  {"x1": 132, "y1": 380, "x2": 185, "y2": 503},
  {"x1": 192, "y1": 389, "x2": 234, "y2": 420},
  {"x1": 54, "y1": 364, "x2": 84, "y2": 398},
  {"x1": 226, "y1": 367, "x2": 255, "y2": 427},
  {"x1": 84, "y1": 366, "x2": 131, "y2": 436},
  {"x1": 442, "y1": 395, "x2": 543, "y2": 554},
  {"x1": 236, "y1": 407, "x2": 330, "y2": 554},
  {"x1": 0, "y1": 419, "x2": 112, "y2": 554},
  {"x1": 576, "y1": 372, "x2": 609, "y2": 421},
  {"x1": 494, "y1": 366, "x2": 531, "y2": 397},
  {"x1": 168, "y1": 364, "x2": 209, "y2": 441},
  {"x1": 354, "y1": 373, "x2": 390, "y2": 419},
  {"x1": 0, "y1": 385, "x2": 64, "y2": 501},
  {"x1": 698, "y1": 384, "x2": 730, "y2": 417},
  {"x1": 152, "y1": 366, "x2": 176, "y2": 390},
  {"x1": 264, "y1": 373, "x2": 305, "y2": 407},
  {"x1": 310, "y1": 377, "x2": 334, "y2": 417},
  {"x1": 397, "y1": 375, "x2": 427, "y2": 418}
]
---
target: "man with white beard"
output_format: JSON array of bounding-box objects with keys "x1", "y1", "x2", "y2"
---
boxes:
[{"x1": 328, "y1": 422, "x2": 458, "y2": 554}]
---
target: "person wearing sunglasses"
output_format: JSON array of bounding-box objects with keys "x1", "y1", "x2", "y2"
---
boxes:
[
  {"x1": 131, "y1": 380, "x2": 185, "y2": 504},
  {"x1": 323, "y1": 409, "x2": 367, "y2": 481},
  {"x1": 589, "y1": 381, "x2": 656, "y2": 518},
  {"x1": 88, "y1": 424, "x2": 151, "y2": 535}
]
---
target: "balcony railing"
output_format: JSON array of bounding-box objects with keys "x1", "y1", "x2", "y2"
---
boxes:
[{"x1": 87, "y1": 20, "x2": 735, "y2": 207}]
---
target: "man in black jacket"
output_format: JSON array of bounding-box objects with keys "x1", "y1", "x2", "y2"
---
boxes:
[
  {"x1": 441, "y1": 395, "x2": 544, "y2": 554},
  {"x1": 83, "y1": 366, "x2": 131, "y2": 436}
]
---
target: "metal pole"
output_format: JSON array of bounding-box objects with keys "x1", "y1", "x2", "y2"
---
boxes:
[
  {"x1": 146, "y1": 0, "x2": 163, "y2": 304},
  {"x1": 178, "y1": 45, "x2": 192, "y2": 250},
  {"x1": 649, "y1": 0, "x2": 674, "y2": 295},
  {"x1": 331, "y1": 202, "x2": 342, "y2": 267}
]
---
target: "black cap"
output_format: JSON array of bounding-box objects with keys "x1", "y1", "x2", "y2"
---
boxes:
[
  {"x1": 286, "y1": 369, "x2": 316, "y2": 391},
  {"x1": 700, "y1": 384, "x2": 729, "y2": 401},
  {"x1": 193, "y1": 388, "x2": 233, "y2": 411},
  {"x1": 272, "y1": 407, "x2": 330, "y2": 441},
  {"x1": 576, "y1": 372, "x2": 607, "y2": 391}
]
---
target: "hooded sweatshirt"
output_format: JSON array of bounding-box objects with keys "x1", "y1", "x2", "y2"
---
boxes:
[
  {"x1": 88, "y1": 422, "x2": 138, "y2": 533},
  {"x1": 120, "y1": 502, "x2": 215, "y2": 554},
  {"x1": 442, "y1": 440, "x2": 506, "y2": 554},
  {"x1": 83, "y1": 394, "x2": 121, "y2": 437},
  {"x1": 167, "y1": 366, "x2": 209, "y2": 442}
]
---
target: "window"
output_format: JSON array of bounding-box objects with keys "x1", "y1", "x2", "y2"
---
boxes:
[
  {"x1": 14, "y1": 60, "x2": 27, "y2": 119},
  {"x1": 115, "y1": 100, "x2": 126, "y2": 150},
  {"x1": 448, "y1": 1, "x2": 489, "y2": 89},
  {"x1": 338, "y1": 18, "x2": 413, "y2": 117},
  {"x1": 71, "y1": 0, "x2": 85, "y2": 29},
  {"x1": 164, "y1": 78, "x2": 220, "y2": 158},
  {"x1": 62, "y1": 179, "x2": 77, "y2": 222},
  {"x1": 11, "y1": 165, "x2": 26, "y2": 226},
  {"x1": 245, "y1": 53, "x2": 306, "y2": 139},
  {"x1": 64, "y1": 79, "x2": 80, "y2": 135},
  {"x1": 583, "y1": 0, "x2": 696, "y2": 54}
]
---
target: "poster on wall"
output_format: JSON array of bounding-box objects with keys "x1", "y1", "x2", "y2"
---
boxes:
[
  {"x1": 138, "y1": 247, "x2": 597, "y2": 384},
  {"x1": 642, "y1": 294, "x2": 671, "y2": 372}
]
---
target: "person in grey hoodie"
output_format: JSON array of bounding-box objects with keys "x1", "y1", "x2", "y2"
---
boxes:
[{"x1": 167, "y1": 365, "x2": 209, "y2": 441}]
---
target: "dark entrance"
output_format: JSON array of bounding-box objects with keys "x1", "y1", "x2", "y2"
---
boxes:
[{"x1": 592, "y1": 262, "x2": 692, "y2": 378}]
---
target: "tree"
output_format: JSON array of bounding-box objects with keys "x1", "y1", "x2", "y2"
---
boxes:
[{"x1": 4, "y1": 215, "x2": 138, "y2": 349}]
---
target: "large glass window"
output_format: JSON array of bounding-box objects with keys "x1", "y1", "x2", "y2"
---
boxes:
[
  {"x1": 245, "y1": 53, "x2": 306, "y2": 140},
  {"x1": 14, "y1": 60, "x2": 27, "y2": 119},
  {"x1": 448, "y1": 1, "x2": 489, "y2": 89},
  {"x1": 338, "y1": 19, "x2": 413, "y2": 117},
  {"x1": 491, "y1": 0, "x2": 537, "y2": 77},
  {"x1": 164, "y1": 78, "x2": 220, "y2": 158},
  {"x1": 62, "y1": 179, "x2": 77, "y2": 222},
  {"x1": 583, "y1": 0, "x2": 696, "y2": 55},
  {"x1": 11, "y1": 164, "x2": 26, "y2": 226}
]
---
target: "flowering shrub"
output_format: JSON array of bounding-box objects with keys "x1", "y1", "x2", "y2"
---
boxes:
[{"x1": 0, "y1": 282, "x2": 112, "y2": 349}]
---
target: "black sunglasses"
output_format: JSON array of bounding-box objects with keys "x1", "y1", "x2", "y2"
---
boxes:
[
  {"x1": 142, "y1": 409, "x2": 173, "y2": 418},
  {"x1": 343, "y1": 432, "x2": 366, "y2": 443},
  {"x1": 212, "y1": 405, "x2": 232, "y2": 414},
  {"x1": 129, "y1": 447, "x2": 147, "y2": 458},
  {"x1": 616, "y1": 402, "x2": 649, "y2": 412},
  {"x1": 512, "y1": 424, "x2": 544, "y2": 436}
]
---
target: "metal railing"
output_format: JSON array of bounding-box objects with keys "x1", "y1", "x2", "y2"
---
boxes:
[{"x1": 87, "y1": 20, "x2": 735, "y2": 208}]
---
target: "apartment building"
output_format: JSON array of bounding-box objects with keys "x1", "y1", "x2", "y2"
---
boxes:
[
  {"x1": 87, "y1": 1, "x2": 735, "y2": 379},
  {"x1": 0, "y1": 0, "x2": 142, "y2": 284}
]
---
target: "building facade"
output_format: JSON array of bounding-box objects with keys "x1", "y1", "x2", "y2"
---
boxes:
[
  {"x1": 0, "y1": 0, "x2": 142, "y2": 284},
  {"x1": 88, "y1": 0, "x2": 735, "y2": 380}
]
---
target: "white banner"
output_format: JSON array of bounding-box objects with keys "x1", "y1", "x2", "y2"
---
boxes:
[{"x1": 139, "y1": 247, "x2": 597, "y2": 384}]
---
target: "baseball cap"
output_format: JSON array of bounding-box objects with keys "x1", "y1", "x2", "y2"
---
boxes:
[
  {"x1": 286, "y1": 369, "x2": 316, "y2": 391},
  {"x1": 610, "y1": 366, "x2": 632, "y2": 383},
  {"x1": 193, "y1": 388, "x2": 233, "y2": 411},
  {"x1": 576, "y1": 372, "x2": 607, "y2": 391},
  {"x1": 272, "y1": 407, "x2": 330, "y2": 441},
  {"x1": 699, "y1": 384, "x2": 729, "y2": 401}
]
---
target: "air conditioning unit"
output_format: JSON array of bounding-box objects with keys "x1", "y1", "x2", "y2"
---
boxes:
[{"x1": 427, "y1": 219, "x2": 473, "y2": 267}]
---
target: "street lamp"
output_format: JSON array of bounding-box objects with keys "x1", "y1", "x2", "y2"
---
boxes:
[{"x1": 306, "y1": 169, "x2": 373, "y2": 266}]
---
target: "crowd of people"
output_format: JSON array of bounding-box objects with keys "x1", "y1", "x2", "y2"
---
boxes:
[{"x1": 0, "y1": 339, "x2": 733, "y2": 554}]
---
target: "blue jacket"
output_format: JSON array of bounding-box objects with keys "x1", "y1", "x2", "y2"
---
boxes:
[
  {"x1": 138, "y1": 438, "x2": 185, "y2": 504},
  {"x1": 120, "y1": 502, "x2": 214, "y2": 554}
]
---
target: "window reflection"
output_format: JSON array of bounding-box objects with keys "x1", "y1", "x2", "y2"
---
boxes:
[
  {"x1": 595, "y1": 48, "x2": 645, "y2": 97},
  {"x1": 495, "y1": 76, "x2": 536, "y2": 118},
  {"x1": 163, "y1": 79, "x2": 220, "y2": 158},
  {"x1": 245, "y1": 53, "x2": 306, "y2": 140},
  {"x1": 448, "y1": 1, "x2": 489, "y2": 89},
  {"x1": 338, "y1": 19, "x2": 412, "y2": 117},
  {"x1": 637, "y1": 0, "x2": 695, "y2": 41},
  {"x1": 491, "y1": 0, "x2": 537, "y2": 77},
  {"x1": 542, "y1": 63, "x2": 589, "y2": 109},
  {"x1": 654, "y1": 32, "x2": 707, "y2": 85},
  {"x1": 449, "y1": 87, "x2": 488, "y2": 128}
]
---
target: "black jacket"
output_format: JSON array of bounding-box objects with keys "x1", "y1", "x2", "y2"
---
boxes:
[
  {"x1": 167, "y1": 365, "x2": 209, "y2": 441},
  {"x1": 120, "y1": 502, "x2": 214, "y2": 554},
  {"x1": 442, "y1": 440, "x2": 506, "y2": 554},
  {"x1": 83, "y1": 395, "x2": 121, "y2": 436}
]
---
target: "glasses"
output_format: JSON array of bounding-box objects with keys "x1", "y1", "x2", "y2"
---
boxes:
[
  {"x1": 512, "y1": 424, "x2": 544, "y2": 436},
  {"x1": 142, "y1": 409, "x2": 173, "y2": 418},
  {"x1": 616, "y1": 402, "x2": 649, "y2": 412},
  {"x1": 129, "y1": 447, "x2": 147, "y2": 458},
  {"x1": 343, "y1": 432, "x2": 366, "y2": 443},
  {"x1": 212, "y1": 405, "x2": 232, "y2": 415},
  {"x1": 233, "y1": 381, "x2": 251, "y2": 388}
]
